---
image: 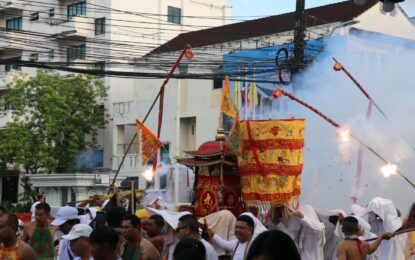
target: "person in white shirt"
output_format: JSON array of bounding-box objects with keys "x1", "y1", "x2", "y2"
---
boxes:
[
  {"x1": 315, "y1": 208, "x2": 346, "y2": 260},
  {"x1": 210, "y1": 213, "x2": 267, "y2": 260},
  {"x1": 354, "y1": 197, "x2": 406, "y2": 260},
  {"x1": 176, "y1": 214, "x2": 218, "y2": 260},
  {"x1": 50, "y1": 206, "x2": 81, "y2": 260},
  {"x1": 30, "y1": 194, "x2": 45, "y2": 221},
  {"x1": 274, "y1": 205, "x2": 326, "y2": 260},
  {"x1": 62, "y1": 224, "x2": 93, "y2": 260}
]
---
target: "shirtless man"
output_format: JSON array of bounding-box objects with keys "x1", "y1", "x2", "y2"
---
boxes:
[
  {"x1": 0, "y1": 213, "x2": 37, "y2": 260},
  {"x1": 21, "y1": 203, "x2": 56, "y2": 260},
  {"x1": 337, "y1": 216, "x2": 391, "y2": 260},
  {"x1": 120, "y1": 214, "x2": 160, "y2": 260}
]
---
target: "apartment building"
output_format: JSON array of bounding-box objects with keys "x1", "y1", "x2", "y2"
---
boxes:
[{"x1": 0, "y1": 0, "x2": 230, "y2": 205}]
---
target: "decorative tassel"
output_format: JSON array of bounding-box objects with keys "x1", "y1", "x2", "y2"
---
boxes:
[{"x1": 186, "y1": 169, "x2": 190, "y2": 187}]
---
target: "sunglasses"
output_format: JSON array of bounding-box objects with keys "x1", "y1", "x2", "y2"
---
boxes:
[{"x1": 175, "y1": 226, "x2": 188, "y2": 232}]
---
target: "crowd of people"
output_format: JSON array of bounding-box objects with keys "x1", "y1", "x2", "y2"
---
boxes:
[{"x1": 0, "y1": 195, "x2": 412, "y2": 260}]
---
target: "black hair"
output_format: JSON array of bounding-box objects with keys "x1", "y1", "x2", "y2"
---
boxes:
[
  {"x1": 246, "y1": 230, "x2": 301, "y2": 260},
  {"x1": 7, "y1": 214, "x2": 19, "y2": 232},
  {"x1": 37, "y1": 194, "x2": 44, "y2": 201},
  {"x1": 173, "y1": 238, "x2": 206, "y2": 260},
  {"x1": 178, "y1": 214, "x2": 199, "y2": 234},
  {"x1": 236, "y1": 215, "x2": 255, "y2": 231},
  {"x1": 0, "y1": 206, "x2": 6, "y2": 214},
  {"x1": 328, "y1": 215, "x2": 339, "y2": 226},
  {"x1": 89, "y1": 226, "x2": 119, "y2": 251},
  {"x1": 342, "y1": 216, "x2": 359, "y2": 236},
  {"x1": 77, "y1": 208, "x2": 85, "y2": 215},
  {"x1": 149, "y1": 215, "x2": 165, "y2": 229},
  {"x1": 106, "y1": 207, "x2": 127, "y2": 228},
  {"x1": 35, "y1": 202, "x2": 51, "y2": 213},
  {"x1": 90, "y1": 212, "x2": 107, "y2": 229},
  {"x1": 123, "y1": 214, "x2": 141, "y2": 228}
]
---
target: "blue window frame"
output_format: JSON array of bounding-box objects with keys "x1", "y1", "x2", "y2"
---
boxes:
[
  {"x1": 67, "y1": 1, "x2": 86, "y2": 19},
  {"x1": 6, "y1": 17, "x2": 22, "y2": 30}
]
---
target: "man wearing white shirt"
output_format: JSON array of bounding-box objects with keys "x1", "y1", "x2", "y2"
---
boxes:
[
  {"x1": 51, "y1": 206, "x2": 80, "y2": 260},
  {"x1": 210, "y1": 214, "x2": 259, "y2": 260},
  {"x1": 62, "y1": 224, "x2": 94, "y2": 260},
  {"x1": 275, "y1": 205, "x2": 326, "y2": 260},
  {"x1": 176, "y1": 214, "x2": 218, "y2": 260}
]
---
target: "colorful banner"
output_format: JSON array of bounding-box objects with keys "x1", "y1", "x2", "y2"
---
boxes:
[
  {"x1": 195, "y1": 175, "x2": 220, "y2": 216},
  {"x1": 237, "y1": 119, "x2": 306, "y2": 206},
  {"x1": 220, "y1": 75, "x2": 237, "y2": 119},
  {"x1": 136, "y1": 119, "x2": 163, "y2": 165}
]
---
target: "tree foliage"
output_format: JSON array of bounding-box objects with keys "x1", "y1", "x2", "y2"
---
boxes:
[{"x1": 0, "y1": 70, "x2": 108, "y2": 174}]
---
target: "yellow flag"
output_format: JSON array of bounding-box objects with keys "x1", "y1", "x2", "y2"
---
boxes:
[
  {"x1": 221, "y1": 76, "x2": 237, "y2": 119},
  {"x1": 249, "y1": 81, "x2": 258, "y2": 107},
  {"x1": 234, "y1": 77, "x2": 240, "y2": 110}
]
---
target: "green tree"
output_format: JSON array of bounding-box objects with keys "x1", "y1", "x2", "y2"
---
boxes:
[{"x1": 0, "y1": 70, "x2": 108, "y2": 174}]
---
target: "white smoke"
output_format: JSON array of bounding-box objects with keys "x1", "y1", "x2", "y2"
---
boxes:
[{"x1": 288, "y1": 32, "x2": 415, "y2": 214}]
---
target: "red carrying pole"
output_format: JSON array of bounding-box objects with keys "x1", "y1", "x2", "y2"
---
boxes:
[
  {"x1": 152, "y1": 44, "x2": 191, "y2": 173},
  {"x1": 109, "y1": 44, "x2": 190, "y2": 191}
]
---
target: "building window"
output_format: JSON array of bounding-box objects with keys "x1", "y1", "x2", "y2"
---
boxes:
[
  {"x1": 94, "y1": 61, "x2": 105, "y2": 77},
  {"x1": 67, "y1": 44, "x2": 86, "y2": 63},
  {"x1": 5, "y1": 57, "x2": 21, "y2": 72},
  {"x1": 6, "y1": 17, "x2": 22, "y2": 30},
  {"x1": 49, "y1": 8, "x2": 55, "y2": 17},
  {"x1": 213, "y1": 78, "x2": 223, "y2": 89},
  {"x1": 95, "y1": 17, "x2": 105, "y2": 35},
  {"x1": 30, "y1": 53, "x2": 38, "y2": 62},
  {"x1": 30, "y1": 12, "x2": 39, "y2": 21},
  {"x1": 167, "y1": 6, "x2": 181, "y2": 24},
  {"x1": 48, "y1": 49, "x2": 54, "y2": 60},
  {"x1": 67, "y1": 1, "x2": 86, "y2": 19}
]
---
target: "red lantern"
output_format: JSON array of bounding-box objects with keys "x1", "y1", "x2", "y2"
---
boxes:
[
  {"x1": 333, "y1": 62, "x2": 343, "y2": 71},
  {"x1": 185, "y1": 50, "x2": 194, "y2": 60}
]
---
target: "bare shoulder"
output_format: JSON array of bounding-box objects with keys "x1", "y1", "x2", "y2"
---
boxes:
[
  {"x1": 24, "y1": 222, "x2": 36, "y2": 232},
  {"x1": 19, "y1": 240, "x2": 38, "y2": 260},
  {"x1": 140, "y1": 238, "x2": 160, "y2": 259}
]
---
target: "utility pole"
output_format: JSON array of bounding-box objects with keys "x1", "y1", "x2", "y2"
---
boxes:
[{"x1": 293, "y1": 0, "x2": 305, "y2": 74}]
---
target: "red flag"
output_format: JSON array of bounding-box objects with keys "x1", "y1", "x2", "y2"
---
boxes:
[{"x1": 136, "y1": 119, "x2": 163, "y2": 165}]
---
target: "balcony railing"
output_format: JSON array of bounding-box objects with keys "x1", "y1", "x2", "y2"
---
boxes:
[
  {"x1": 0, "y1": 1, "x2": 22, "y2": 11},
  {"x1": 51, "y1": 16, "x2": 93, "y2": 39}
]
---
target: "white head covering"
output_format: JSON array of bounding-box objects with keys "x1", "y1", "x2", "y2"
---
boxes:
[
  {"x1": 146, "y1": 207, "x2": 191, "y2": 229},
  {"x1": 240, "y1": 212, "x2": 267, "y2": 236},
  {"x1": 314, "y1": 208, "x2": 346, "y2": 238},
  {"x1": 362, "y1": 197, "x2": 402, "y2": 232}
]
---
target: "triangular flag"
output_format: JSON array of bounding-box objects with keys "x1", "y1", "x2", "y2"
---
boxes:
[
  {"x1": 136, "y1": 119, "x2": 163, "y2": 165},
  {"x1": 220, "y1": 75, "x2": 237, "y2": 119},
  {"x1": 229, "y1": 115, "x2": 241, "y2": 154}
]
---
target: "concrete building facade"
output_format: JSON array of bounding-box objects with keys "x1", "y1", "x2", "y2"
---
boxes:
[{"x1": 0, "y1": 0, "x2": 230, "y2": 205}]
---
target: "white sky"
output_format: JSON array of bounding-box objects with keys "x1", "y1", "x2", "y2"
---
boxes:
[{"x1": 227, "y1": 0, "x2": 415, "y2": 19}]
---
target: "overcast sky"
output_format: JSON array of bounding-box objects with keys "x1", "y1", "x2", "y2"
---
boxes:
[{"x1": 227, "y1": 0, "x2": 415, "y2": 19}]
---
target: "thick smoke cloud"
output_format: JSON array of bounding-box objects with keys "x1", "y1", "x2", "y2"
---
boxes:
[{"x1": 289, "y1": 31, "x2": 415, "y2": 214}]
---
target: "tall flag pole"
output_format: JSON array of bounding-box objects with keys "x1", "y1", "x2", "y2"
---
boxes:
[
  {"x1": 152, "y1": 44, "x2": 193, "y2": 173},
  {"x1": 109, "y1": 44, "x2": 192, "y2": 191},
  {"x1": 244, "y1": 65, "x2": 248, "y2": 120},
  {"x1": 234, "y1": 65, "x2": 241, "y2": 110}
]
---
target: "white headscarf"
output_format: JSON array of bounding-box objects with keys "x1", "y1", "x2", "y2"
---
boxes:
[
  {"x1": 240, "y1": 212, "x2": 267, "y2": 236},
  {"x1": 146, "y1": 207, "x2": 191, "y2": 229},
  {"x1": 362, "y1": 197, "x2": 402, "y2": 232}
]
